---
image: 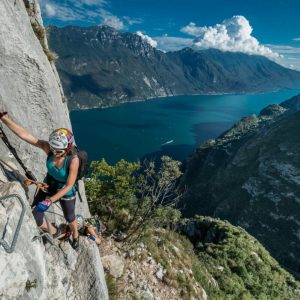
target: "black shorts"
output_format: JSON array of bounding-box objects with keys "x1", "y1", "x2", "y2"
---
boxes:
[{"x1": 32, "y1": 189, "x2": 76, "y2": 226}]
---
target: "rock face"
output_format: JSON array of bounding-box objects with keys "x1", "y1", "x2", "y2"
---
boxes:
[
  {"x1": 0, "y1": 0, "x2": 68, "y2": 182},
  {"x1": 47, "y1": 25, "x2": 300, "y2": 110},
  {"x1": 0, "y1": 1, "x2": 108, "y2": 299},
  {"x1": 101, "y1": 254, "x2": 124, "y2": 278},
  {"x1": 181, "y1": 93, "x2": 300, "y2": 278},
  {"x1": 100, "y1": 233, "x2": 208, "y2": 300}
]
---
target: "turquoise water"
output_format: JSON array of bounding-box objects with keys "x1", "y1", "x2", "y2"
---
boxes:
[{"x1": 70, "y1": 90, "x2": 300, "y2": 164}]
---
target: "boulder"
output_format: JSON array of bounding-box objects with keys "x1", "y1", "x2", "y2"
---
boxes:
[{"x1": 101, "y1": 254, "x2": 124, "y2": 278}]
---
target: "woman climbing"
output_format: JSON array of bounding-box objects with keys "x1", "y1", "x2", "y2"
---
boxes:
[{"x1": 0, "y1": 111, "x2": 80, "y2": 250}]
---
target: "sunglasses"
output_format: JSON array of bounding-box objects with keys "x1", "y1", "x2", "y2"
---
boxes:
[{"x1": 50, "y1": 146, "x2": 66, "y2": 156}]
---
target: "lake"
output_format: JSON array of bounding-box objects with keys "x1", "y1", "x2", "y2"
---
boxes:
[{"x1": 70, "y1": 90, "x2": 300, "y2": 164}]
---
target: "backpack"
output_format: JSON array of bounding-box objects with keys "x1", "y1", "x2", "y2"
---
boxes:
[{"x1": 66, "y1": 149, "x2": 88, "y2": 181}]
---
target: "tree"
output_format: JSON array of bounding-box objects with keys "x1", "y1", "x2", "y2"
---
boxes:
[{"x1": 85, "y1": 156, "x2": 182, "y2": 243}]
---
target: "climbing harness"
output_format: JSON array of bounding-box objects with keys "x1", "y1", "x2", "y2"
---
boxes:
[
  {"x1": 0, "y1": 126, "x2": 37, "y2": 181},
  {"x1": 0, "y1": 194, "x2": 26, "y2": 253},
  {"x1": 0, "y1": 159, "x2": 48, "y2": 191},
  {"x1": 47, "y1": 152, "x2": 85, "y2": 203}
]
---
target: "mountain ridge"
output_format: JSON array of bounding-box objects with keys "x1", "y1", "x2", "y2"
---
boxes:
[
  {"x1": 180, "y1": 93, "x2": 300, "y2": 278},
  {"x1": 47, "y1": 25, "x2": 300, "y2": 110}
]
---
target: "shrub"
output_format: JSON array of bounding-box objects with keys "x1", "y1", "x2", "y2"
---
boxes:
[
  {"x1": 85, "y1": 156, "x2": 182, "y2": 243},
  {"x1": 31, "y1": 22, "x2": 57, "y2": 62},
  {"x1": 105, "y1": 274, "x2": 118, "y2": 300}
]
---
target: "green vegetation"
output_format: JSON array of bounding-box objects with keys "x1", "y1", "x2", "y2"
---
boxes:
[
  {"x1": 85, "y1": 156, "x2": 182, "y2": 243},
  {"x1": 185, "y1": 216, "x2": 300, "y2": 299},
  {"x1": 105, "y1": 274, "x2": 118, "y2": 300},
  {"x1": 140, "y1": 229, "x2": 207, "y2": 299},
  {"x1": 181, "y1": 109, "x2": 300, "y2": 276},
  {"x1": 23, "y1": 0, "x2": 57, "y2": 62},
  {"x1": 139, "y1": 219, "x2": 300, "y2": 300},
  {"x1": 31, "y1": 23, "x2": 57, "y2": 62},
  {"x1": 25, "y1": 279, "x2": 37, "y2": 292},
  {"x1": 23, "y1": 0, "x2": 34, "y2": 13},
  {"x1": 85, "y1": 156, "x2": 300, "y2": 299}
]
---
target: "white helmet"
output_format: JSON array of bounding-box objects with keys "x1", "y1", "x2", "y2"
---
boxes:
[{"x1": 49, "y1": 128, "x2": 74, "y2": 150}]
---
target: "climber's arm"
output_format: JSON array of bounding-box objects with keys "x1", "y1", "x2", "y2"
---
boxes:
[{"x1": 0, "y1": 113, "x2": 50, "y2": 154}]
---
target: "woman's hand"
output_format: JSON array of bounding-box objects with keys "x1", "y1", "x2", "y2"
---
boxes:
[
  {"x1": 0, "y1": 112, "x2": 8, "y2": 120},
  {"x1": 0, "y1": 111, "x2": 50, "y2": 154},
  {"x1": 34, "y1": 197, "x2": 53, "y2": 212}
]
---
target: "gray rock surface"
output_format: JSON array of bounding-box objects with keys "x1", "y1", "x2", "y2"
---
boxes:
[
  {"x1": 0, "y1": 0, "x2": 69, "y2": 184},
  {"x1": 154, "y1": 265, "x2": 164, "y2": 281},
  {"x1": 101, "y1": 254, "x2": 124, "y2": 278},
  {"x1": 0, "y1": 0, "x2": 108, "y2": 299}
]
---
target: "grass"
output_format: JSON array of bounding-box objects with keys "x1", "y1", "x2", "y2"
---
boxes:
[
  {"x1": 187, "y1": 216, "x2": 300, "y2": 300},
  {"x1": 25, "y1": 279, "x2": 37, "y2": 292},
  {"x1": 140, "y1": 229, "x2": 208, "y2": 299},
  {"x1": 105, "y1": 274, "x2": 118, "y2": 300},
  {"x1": 23, "y1": 1, "x2": 56, "y2": 62},
  {"x1": 30, "y1": 23, "x2": 57, "y2": 62}
]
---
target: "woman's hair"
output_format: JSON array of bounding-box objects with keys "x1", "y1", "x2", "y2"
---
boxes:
[{"x1": 65, "y1": 145, "x2": 76, "y2": 156}]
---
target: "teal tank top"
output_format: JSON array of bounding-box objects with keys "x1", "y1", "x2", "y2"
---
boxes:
[{"x1": 46, "y1": 155, "x2": 76, "y2": 196}]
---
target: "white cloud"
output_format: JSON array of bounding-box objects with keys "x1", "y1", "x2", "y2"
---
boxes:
[
  {"x1": 40, "y1": 0, "x2": 140, "y2": 29},
  {"x1": 40, "y1": 0, "x2": 99, "y2": 21},
  {"x1": 99, "y1": 10, "x2": 124, "y2": 29},
  {"x1": 267, "y1": 44, "x2": 300, "y2": 70},
  {"x1": 181, "y1": 22, "x2": 205, "y2": 36},
  {"x1": 44, "y1": 4, "x2": 56, "y2": 17},
  {"x1": 81, "y1": 0, "x2": 107, "y2": 5},
  {"x1": 123, "y1": 16, "x2": 143, "y2": 26},
  {"x1": 72, "y1": 0, "x2": 107, "y2": 8},
  {"x1": 136, "y1": 31, "x2": 157, "y2": 48},
  {"x1": 41, "y1": 1, "x2": 84, "y2": 21},
  {"x1": 155, "y1": 35, "x2": 193, "y2": 52},
  {"x1": 181, "y1": 16, "x2": 280, "y2": 59},
  {"x1": 267, "y1": 44, "x2": 300, "y2": 54}
]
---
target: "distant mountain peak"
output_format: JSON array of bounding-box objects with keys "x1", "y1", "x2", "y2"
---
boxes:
[{"x1": 47, "y1": 26, "x2": 300, "y2": 110}]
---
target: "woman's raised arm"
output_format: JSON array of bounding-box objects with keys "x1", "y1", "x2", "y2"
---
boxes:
[{"x1": 0, "y1": 112, "x2": 50, "y2": 154}]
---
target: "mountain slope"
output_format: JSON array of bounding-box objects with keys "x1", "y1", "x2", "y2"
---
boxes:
[
  {"x1": 180, "y1": 94, "x2": 300, "y2": 277},
  {"x1": 47, "y1": 25, "x2": 179, "y2": 109},
  {"x1": 47, "y1": 25, "x2": 300, "y2": 110},
  {"x1": 168, "y1": 48, "x2": 300, "y2": 92},
  {"x1": 181, "y1": 217, "x2": 300, "y2": 299},
  {"x1": 100, "y1": 218, "x2": 300, "y2": 299}
]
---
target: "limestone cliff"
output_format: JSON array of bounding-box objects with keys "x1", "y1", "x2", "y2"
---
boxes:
[{"x1": 0, "y1": 0, "x2": 108, "y2": 299}]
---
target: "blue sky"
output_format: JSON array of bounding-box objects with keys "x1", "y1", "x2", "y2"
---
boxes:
[{"x1": 40, "y1": 0, "x2": 300, "y2": 70}]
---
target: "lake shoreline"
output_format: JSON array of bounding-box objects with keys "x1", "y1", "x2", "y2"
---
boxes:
[
  {"x1": 69, "y1": 88, "x2": 287, "y2": 112},
  {"x1": 71, "y1": 89, "x2": 300, "y2": 164}
]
